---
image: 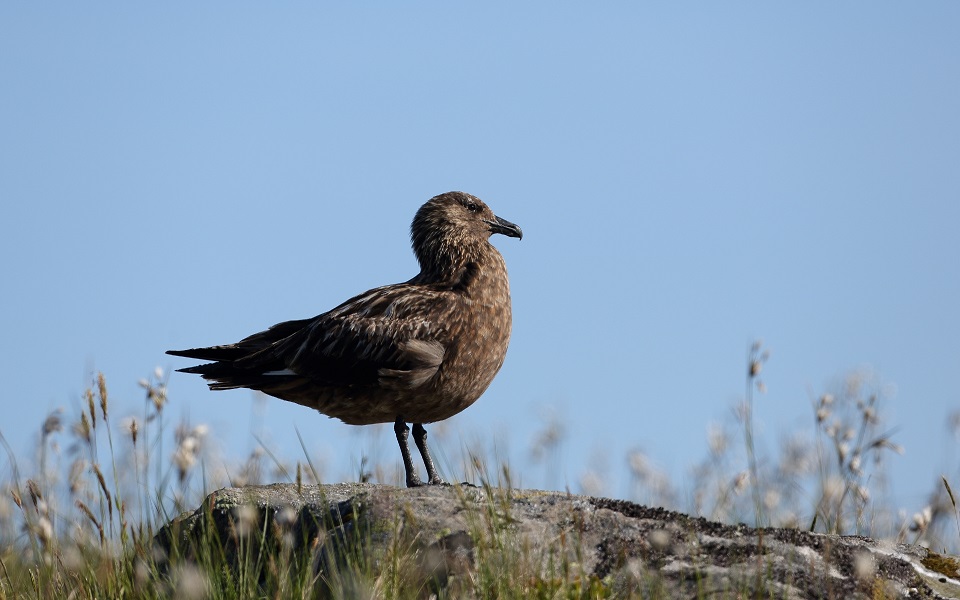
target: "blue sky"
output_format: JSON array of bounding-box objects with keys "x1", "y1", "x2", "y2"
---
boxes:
[{"x1": 2, "y1": 4, "x2": 958, "y2": 518}]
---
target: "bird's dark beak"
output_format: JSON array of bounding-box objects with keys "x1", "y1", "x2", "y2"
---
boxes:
[{"x1": 487, "y1": 215, "x2": 523, "y2": 240}]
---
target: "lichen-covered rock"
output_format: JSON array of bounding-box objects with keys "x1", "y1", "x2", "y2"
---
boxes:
[{"x1": 153, "y1": 483, "x2": 960, "y2": 599}]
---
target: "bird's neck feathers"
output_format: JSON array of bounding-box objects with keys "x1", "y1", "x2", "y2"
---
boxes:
[{"x1": 412, "y1": 235, "x2": 502, "y2": 285}]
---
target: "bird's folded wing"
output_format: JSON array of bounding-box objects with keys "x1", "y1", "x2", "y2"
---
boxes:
[{"x1": 240, "y1": 284, "x2": 454, "y2": 390}]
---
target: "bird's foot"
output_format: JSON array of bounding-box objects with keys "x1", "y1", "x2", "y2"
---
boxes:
[{"x1": 405, "y1": 474, "x2": 446, "y2": 487}]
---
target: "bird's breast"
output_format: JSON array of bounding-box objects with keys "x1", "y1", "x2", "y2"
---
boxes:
[{"x1": 429, "y1": 259, "x2": 512, "y2": 410}]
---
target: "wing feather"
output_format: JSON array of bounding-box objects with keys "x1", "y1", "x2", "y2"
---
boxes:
[{"x1": 171, "y1": 284, "x2": 456, "y2": 400}]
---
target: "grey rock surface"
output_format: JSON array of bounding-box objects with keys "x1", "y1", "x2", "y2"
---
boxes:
[{"x1": 154, "y1": 482, "x2": 960, "y2": 599}]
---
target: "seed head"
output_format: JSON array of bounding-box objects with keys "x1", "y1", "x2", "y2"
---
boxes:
[
  {"x1": 42, "y1": 410, "x2": 63, "y2": 437},
  {"x1": 97, "y1": 372, "x2": 108, "y2": 419}
]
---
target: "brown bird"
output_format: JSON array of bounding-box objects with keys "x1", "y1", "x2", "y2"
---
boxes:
[{"x1": 167, "y1": 191, "x2": 521, "y2": 487}]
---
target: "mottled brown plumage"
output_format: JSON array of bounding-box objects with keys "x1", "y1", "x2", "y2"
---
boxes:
[{"x1": 168, "y1": 191, "x2": 521, "y2": 487}]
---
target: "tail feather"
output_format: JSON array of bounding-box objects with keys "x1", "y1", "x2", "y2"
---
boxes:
[
  {"x1": 167, "y1": 345, "x2": 246, "y2": 361},
  {"x1": 178, "y1": 363, "x2": 307, "y2": 400},
  {"x1": 174, "y1": 362, "x2": 223, "y2": 376},
  {"x1": 174, "y1": 357, "x2": 282, "y2": 379},
  {"x1": 170, "y1": 346, "x2": 290, "y2": 392}
]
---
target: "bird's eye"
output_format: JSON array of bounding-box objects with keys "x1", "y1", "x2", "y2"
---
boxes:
[{"x1": 466, "y1": 202, "x2": 481, "y2": 213}]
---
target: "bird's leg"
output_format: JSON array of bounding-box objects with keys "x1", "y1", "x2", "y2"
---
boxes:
[
  {"x1": 394, "y1": 417, "x2": 424, "y2": 487},
  {"x1": 413, "y1": 423, "x2": 445, "y2": 485}
]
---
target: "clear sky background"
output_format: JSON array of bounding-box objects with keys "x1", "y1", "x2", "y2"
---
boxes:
[{"x1": 2, "y1": 4, "x2": 958, "y2": 519}]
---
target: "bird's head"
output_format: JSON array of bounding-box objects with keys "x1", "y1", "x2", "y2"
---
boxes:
[{"x1": 411, "y1": 192, "x2": 522, "y2": 272}]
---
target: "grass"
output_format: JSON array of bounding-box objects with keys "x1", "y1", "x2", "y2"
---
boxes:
[{"x1": 0, "y1": 346, "x2": 958, "y2": 598}]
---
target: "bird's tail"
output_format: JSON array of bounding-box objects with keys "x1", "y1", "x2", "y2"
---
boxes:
[{"x1": 167, "y1": 346, "x2": 246, "y2": 362}]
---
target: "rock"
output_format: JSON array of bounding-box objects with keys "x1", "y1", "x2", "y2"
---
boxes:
[{"x1": 153, "y1": 482, "x2": 960, "y2": 599}]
